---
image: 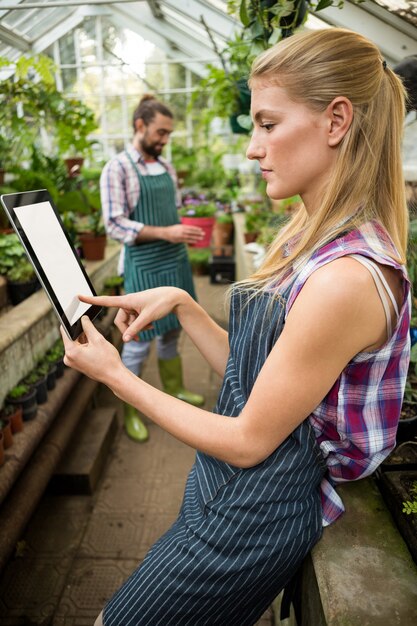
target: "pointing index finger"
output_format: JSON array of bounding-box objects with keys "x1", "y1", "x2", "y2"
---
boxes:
[{"x1": 78, "y1": 294, "x2": 126, "y2": 308}]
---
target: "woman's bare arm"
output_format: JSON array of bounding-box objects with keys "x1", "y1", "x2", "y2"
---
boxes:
[
  {"x1": 66, "y1": 258, "x2": 389, "y2": 467},
  {"x1": 79, "y1": 288, "x2": 229, "y2": 377}
]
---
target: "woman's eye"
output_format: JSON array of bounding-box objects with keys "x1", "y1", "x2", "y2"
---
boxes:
[{"x1": 261, "y1": 123, "x2": 274, "y2": 132}]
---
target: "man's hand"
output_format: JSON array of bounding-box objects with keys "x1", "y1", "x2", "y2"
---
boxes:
[{"x1": 164, "y1": 223, "x2": 204, "y2": 244}]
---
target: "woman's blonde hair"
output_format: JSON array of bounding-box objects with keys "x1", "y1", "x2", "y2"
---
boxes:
[{"x1": 241, "y1": 28, "x2": 408, "y2": 292}]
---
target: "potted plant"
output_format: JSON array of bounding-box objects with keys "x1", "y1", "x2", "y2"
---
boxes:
[
  {"x1": 187, "y1": 247, "x2": 211, "y2": 276},
  {"x1": 55, "y1": 98, "x2": 98, "y2": 177},
  {"x1": 0, "y1": 403, "x2": 23, "y2": 434},
  {"x1": 179, "y1": 202, "x2": 217, "y2": 248},
  {"x1": 0, "y1": 416, "x2": 13, "y2": 449},
  {"x1": 103, "y1": 275, "x2": 124, "y2": 296},
  {"x1": 6, "y1": 383, "x2": 37, "y2": 421},
  {"x1": 24, "y1": 367, "x2": 48, "y2": 405},
  {"x1": 45, "y1": 340, "x2": 66, "y2": 379},
  {"x1": 0, "y1": 232, "x2": 40, "y2": 304}
]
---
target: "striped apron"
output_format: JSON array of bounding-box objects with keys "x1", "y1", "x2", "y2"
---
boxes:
[
  {"x1": 103, "y1": 285, "x2": 327, "y2": 626},
  {"x1": 123, "y1": 154, "x2": 196, "y2": 342}
]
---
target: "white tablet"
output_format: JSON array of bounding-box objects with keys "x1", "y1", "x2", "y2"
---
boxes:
[{"x1": 0, "y1": 189, "x2": 102, "y2": 339}]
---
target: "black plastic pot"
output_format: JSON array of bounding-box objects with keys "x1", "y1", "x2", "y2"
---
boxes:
[
  {"x1": 6, "y1": 387, "x2": 38, "y2": 421},
  {"x1": 33, "y1": 375, "x2": 48, "y2": 404},
  {"x1": 397, "y1": 402, "x2": 417, "y2": 443},
  {"x1": 54, "y1": 358, "x2": 65, "y2": 379},
  {"x1": 7, "y1": 278, "x2": 40, "y2": 306},
  {"x1": 46, "y1": 363, "x2": 57, "y2": 391}
]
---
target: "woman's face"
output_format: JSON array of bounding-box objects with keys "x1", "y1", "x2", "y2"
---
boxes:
[{"x1": 247, "y1": 80, "x2": 337, "y2": 214}]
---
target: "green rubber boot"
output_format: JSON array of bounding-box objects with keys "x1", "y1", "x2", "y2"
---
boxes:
[
  {"x1": 124, "y1": 403, "x2": 149, "y2": 443},
  {"x1": 158, "y1": 356, "x2": 205, "y2": 407}
]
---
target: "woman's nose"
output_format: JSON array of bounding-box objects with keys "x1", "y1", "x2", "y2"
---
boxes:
[{"x1": 246, "y1": 136, "x2": 265, "y2": 161}]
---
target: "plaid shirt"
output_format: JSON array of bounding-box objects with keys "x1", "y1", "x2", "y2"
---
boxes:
[
  {"x1": 100, "y1": 146, "x2": 180, "y2": 273},
  {"x1": 285, "y1": 221, "x2": 411, "y2": 526}
]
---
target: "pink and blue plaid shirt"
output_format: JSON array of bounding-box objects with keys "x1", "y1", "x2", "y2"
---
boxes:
[
  {"x1": 100, "y1": 146, "x2": 180, "y2": 273},
  {"x1": 285, "y1": 221, "x2": 411, "y2": 525}
]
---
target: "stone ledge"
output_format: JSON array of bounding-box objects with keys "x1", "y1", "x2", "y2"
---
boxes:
[
  {"x1": 309, "y1": 478, "x2": 417, "y2": 624},
  {"x1": 0, "y1": 241, "x2": 121, "y2": 406}
]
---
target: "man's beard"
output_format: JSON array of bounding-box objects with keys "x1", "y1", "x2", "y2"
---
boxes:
[{"x1": 140, "y1": 136, "x2": 163, "y2": 159}]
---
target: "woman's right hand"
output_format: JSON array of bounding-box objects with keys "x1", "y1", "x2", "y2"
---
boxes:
[{"x1": 79, "y1": 287, "x2": 189, "y2": 342}]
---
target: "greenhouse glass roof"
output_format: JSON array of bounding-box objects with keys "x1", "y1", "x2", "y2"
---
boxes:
[{"x1": 0, "y1": 0, "x2": 415, "y2": 67}]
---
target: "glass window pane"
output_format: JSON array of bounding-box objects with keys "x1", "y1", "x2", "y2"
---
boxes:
[
  {"x1": 78, "y1": 18, "x2": 97, "y2": 64},
  {"x1": 59, "y1": 31, "x2": 76, "y2": 66},
  {"x1": 61, "y1": 68, "x2": 78, "y2": 92},
  {"x1": 169, "y1": 63, "x2": 186, "y2": 89}
]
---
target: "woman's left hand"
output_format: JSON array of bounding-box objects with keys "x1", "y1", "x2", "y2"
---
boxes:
[{"x1": 60, "y1": 316, "x2": 124, "y2": 385}]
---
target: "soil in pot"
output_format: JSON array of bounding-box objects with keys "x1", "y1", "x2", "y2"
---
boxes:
[
  {"x1": 382, "y1": 442, "x2": 417, "y2": 471},
  {"x1": 379, "y1": 471, "x2": 417, "y2": 565}
]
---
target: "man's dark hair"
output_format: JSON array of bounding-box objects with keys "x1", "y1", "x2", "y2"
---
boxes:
[
  {"x1": 393, "y1": 56, "x2": 417, "y2": 112},
  {"x1": 132, "y1": 94, "x2": 173, "y2": 130}
]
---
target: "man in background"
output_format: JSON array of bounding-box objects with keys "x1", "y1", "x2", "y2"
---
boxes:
[{"x1": 100, "y1": 94, "x2": 204, "y2": 442}]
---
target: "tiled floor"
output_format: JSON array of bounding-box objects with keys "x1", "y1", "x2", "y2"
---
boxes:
[{"x1": 0, "y1": 276, "x2": 275, "y2": 625}]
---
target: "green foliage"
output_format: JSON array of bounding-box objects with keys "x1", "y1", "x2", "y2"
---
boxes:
[
  {"x1": 0, "y1": 232, "x2": 35, "y2": 282},
  {"x1": 7, "y1": 384, "x2": 30, "y2": 399},
  {"x1": 179, "y1": 203, "x2": 217, "y2": 218},
  {"x1": 7, "y1": 261, "x2": 36, "y2": 284},
  {"x1": 0, "y1": 53, "x2": 98, "y2": 167},
  {"x1": 187, "y1": 247, "x2": 211, "y2": 265},
  {"x1": 216, "y1": 213, "x2": 234, "y2": 224},
  {"x1": 55, "y1": 97, "x2": 98, "y2": 157},
  {"x1": 403, "y1": 482, "x2": 417, "y2": 515}
]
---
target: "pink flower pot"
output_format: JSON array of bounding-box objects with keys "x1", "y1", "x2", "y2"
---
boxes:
[{"x1": 181, "y1": 216, "x2": 215, "y2": 248}]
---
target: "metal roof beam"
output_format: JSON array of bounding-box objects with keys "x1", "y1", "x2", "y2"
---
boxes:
[
  {"x1": 158, "y1": 0, "x2": 237, "y2": 40},
  {"x1": 0, "y1": 22, "x2": 30, "y2": 51},
  {"x1": 319, "y1": 0, "x2": 417, "y2": 63},
  {"x1": 111, "y1": 3, "x2": 214, "y2": 72},
  {"x1": 31, "y1": 7, "x2": 85, "y2": 53},
  {"x1": 110, "y1": 11, "x2": 208, "y2": 76}
]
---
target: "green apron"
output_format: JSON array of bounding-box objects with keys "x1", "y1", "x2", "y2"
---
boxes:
[{"x1": 124, "y1": 153, "x2": 196, "y2": 341}]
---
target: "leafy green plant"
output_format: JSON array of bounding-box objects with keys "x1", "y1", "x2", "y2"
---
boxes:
[
  {"x1": 179, "y1": 203, "x2": 217, "y2": 218},
  {"x1": 7, "y1": 384, "x2": 31, "y2": 400},
  {"x1": 216, "y1": 213, "x2": 234, "y2": 224},
  {"x1": 0, "y1": 233, "x2": 36, "y2": 282},
  {"x1": 55, "y1": 97, "x2": 98, "y2": 158},
  {"x1": 7, "y1": 261, "x2": 36, "y2": 284},
  {"x1": 403, "y1": 481, "x2": 417, "y2": 515},
  {"x1": 187, "y1": 247, "x2": 211, "y2": 265}
]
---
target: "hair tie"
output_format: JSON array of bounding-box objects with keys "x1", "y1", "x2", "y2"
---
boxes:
[{"x1": 382, "y1": 60, "x2": 387, "y2": 70}]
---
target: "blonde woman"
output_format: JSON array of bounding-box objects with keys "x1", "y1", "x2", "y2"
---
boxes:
[{"x1": 62, "y1": 28, "x2": 411, "y2": 626}]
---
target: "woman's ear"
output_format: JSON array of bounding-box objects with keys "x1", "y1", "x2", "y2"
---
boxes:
[{"x1": 326, "y1": 97, "x2": 353, "y2": 147}]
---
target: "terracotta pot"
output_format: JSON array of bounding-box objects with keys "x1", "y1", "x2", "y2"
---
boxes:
[
  {"x1": 212, "y1": 222, "x2": 234, "y2": 248},
  {"x1": 79, "y1": 233, "x2": 107, "y2": 261},
  {"x1": 180, "y1": 216, "x2": 215, "y2": 248},
  {"x1": 65, "y1": 157, "x2": 84, "y2": 178},
  {"x1": 0, "y1": 432, "x2": 4, "y2": 467},
  {"x1": 0, "y1": 417, "x2": 13, "y2": 449},
  {"x1": 8, "y1": 405, "x2": 24, "y2": 434},
  {"x1": 244, "y1": 231, "x2": 259, "y2": 244}
]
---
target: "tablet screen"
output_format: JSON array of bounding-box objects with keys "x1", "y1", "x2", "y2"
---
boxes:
[
  {"x1": 1, "y1": 189, "x2": 102, "y2": 339},
  {"x1": 14, "y1": 200, "x2": 92, "y2": 326}
]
